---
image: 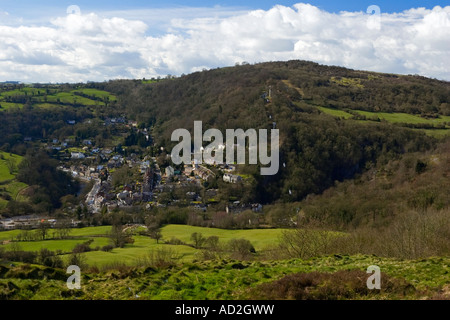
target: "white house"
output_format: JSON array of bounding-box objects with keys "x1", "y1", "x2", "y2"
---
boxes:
[
  {"x1": 223, "y1": 173, "x2": 242, "y2": 183},
  {"x1": 165, "y1": 166, "x2": 175, "y2": 177},
  {"x1": 71, "y1": 152, "x2": 85, "y2": 159}
]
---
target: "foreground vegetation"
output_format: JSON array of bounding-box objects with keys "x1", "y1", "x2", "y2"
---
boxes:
[{"x1": 1, "y1": 254, "x2": 449, "y2": 300}]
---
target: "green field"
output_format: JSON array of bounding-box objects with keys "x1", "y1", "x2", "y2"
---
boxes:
[
  {"x1": 0, "y1": 225, "x2": 288, "y2": 267},
  {"x1": 0, "y1": 87, "x2": 117, "y2": 110},
  {"x1": 1, "y1": 226, "x2": 449, "y2": 300},
  {"x1": 0, "y1": 102, "x2": 25, "y2": 110},
  {"x1": 317, "y1": 106, "x2": 353, "y2": 119},
  {"x1": 0, "y1": 152, "x2": 27, "y2": 208},
  {"x1": 353, "y1": 110, "x2": 450, "y2": 124},
  {"x1": 73, "y1": 88, "x2": 117, "y2": 102},
  {"x1": 0, "y1": 152, "x2": 22, "y2": 181},
  {"x1": 316, "y1": 106, "x2": 450, "y2": 137}
]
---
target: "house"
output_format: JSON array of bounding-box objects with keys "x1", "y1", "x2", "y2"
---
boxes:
[
  {"x1": 223, "y1": 173, "x2": 242, "y2": 183},
  {"x1": 165, "y1": 166, "x2": 175, "y2": 177},
  {"x1": 71, "y1": 152, "x2": 86, "y2": 159},
  {"x1": 252, "y1": 203, "x2": 263, "y2": 213},
  {"x1": 67, "y1": 120, "x2": 76, "y2": 125},
  {"x1": 132, "y1": 192, "x2": 143, "y2": 202},
  {"x1": 0, "y1": 220, "x2": 15, "y2": 230}
]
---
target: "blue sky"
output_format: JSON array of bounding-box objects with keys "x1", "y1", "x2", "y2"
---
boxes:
[
  {"x1": 0, "y1": 1, "x2": 449, "y2": 82},
  {"x1": 1, "y1": 0, "x2": 448, "y2": 13}
]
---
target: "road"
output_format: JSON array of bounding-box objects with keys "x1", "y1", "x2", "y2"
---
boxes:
[{"x1": 85, "y1": 178, "x2": 101, "y2": 213}]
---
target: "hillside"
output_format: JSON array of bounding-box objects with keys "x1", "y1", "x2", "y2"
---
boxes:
[
  {"x1": 1, "y1": 254, "x2": 449, "y2": 300},
  {"x1": 100, "y1": 61, "x2": 449, "y2": 206}
]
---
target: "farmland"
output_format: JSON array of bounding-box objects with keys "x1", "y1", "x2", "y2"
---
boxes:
[
  {"x1": 0, "y1": 225, "x2": 288, "y2": 267},
  {"x1": 0, "y1": 86, "x2": 117, "y2": 110},
  {"x1": 1, "y1": 223, "x2": 448, "y2": 300}
]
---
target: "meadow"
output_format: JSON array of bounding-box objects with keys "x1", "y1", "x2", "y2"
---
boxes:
[
  {"x1": 0, "y1": 86, "x2": 117, "y2": 111},
  {"x1": 0, "y1": 152, "x2": 27, "y2": 208},
  {"x1": 317, "y1": 106, "x2": 450, "y2": 137},
  {"x1": 0, "y1": 225, "x2": 288, "y2": 267}
]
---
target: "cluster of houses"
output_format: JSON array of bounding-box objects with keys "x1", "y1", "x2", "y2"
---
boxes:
[
  {"x1": 0, "y1": 216, "x2": 81, "y2": 231},
  {"x1": 60, "y1": 164, "x2": 104, "y2": 181}
]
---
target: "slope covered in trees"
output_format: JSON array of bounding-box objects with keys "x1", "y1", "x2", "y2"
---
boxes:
[{"x1": 102, "y1": 60, "x2": 448, "y2": 204}]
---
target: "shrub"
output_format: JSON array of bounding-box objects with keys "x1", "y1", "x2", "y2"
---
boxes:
[
  {"x1": 135, "y1": 248, "x2": 180, "y2": 269},
  {"x1": 72, "y1": 243, "x2": 91, "y2": 254},
  {"x1": 191, "y1": 232, "x2": 205, "y2": 248},
  {"x1": 101, "y1": 245, "x2": 114, "y2": 252},
  {"x1": 166, "y1": 237, "x2": 185, "y2": 245},
  {"x1": 66, "y1": 253, "x2": 88, "y2": 270},
  {"x1": 251, "y1": 270, "x2": 416, "y2": 300},
  {"x1": 227, "y1": 238, "x2": 256, "y2": 260}
]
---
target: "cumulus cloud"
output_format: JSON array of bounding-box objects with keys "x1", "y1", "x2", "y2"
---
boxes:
[{"x1": 0, "y1": 3, "x2": 449, "y2": 83}]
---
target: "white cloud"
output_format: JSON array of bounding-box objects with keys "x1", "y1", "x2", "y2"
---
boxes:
[{"x1": 0, "y1": 3, "x2": 449, "y2": 83}]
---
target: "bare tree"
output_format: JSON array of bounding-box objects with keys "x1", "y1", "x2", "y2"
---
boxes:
[
  {"x1": 148, "y1": 227, "x2": 163, "y2": 244},
  {"x1": 36, "y1": 222, "x2": 51, "y2": 241},
  {"x1": 191, "y1": 232, "x2": 205, "y2": 249}
]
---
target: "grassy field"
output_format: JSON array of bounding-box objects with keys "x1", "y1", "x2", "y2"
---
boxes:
[
  {"x1": 1, "y1": 226, "x2": 448, "y2": 300},
  {"x1": 353, "y1": 110, "x2": 450, "y2": 124},
  {"x1": 0, "y1": 102, "x2": 25, "y2": 110},
  {"x1": 0, "y1": 152, "x2": 22, "y2": 181},
  {"x1": 317, "y1": 106, "x2": 353, "y2": 119},
  {"x1": 0, "y1": 225, "x2": 287, "y2": 267},
  {"x1": 73, "y1": 88, "x2": 117, "y2": 102},
  {"x1": 0, "y1": 152, "x2": 27, "y2": 208},
  {"x1": 0, "y1": 87, "x2": 117, "y2": 110},
  {"x1": 316, "y1": 106, "x2": 450, "y2": 137},
  {"x1": 162, "y1": 225, "x2": 286, "y2": 251}
]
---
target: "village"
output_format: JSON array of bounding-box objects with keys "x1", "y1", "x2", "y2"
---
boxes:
[{"x1": 0, "y1": 116, "x2": 263, "y2": 231}]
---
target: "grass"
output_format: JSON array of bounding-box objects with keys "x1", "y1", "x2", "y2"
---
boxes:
[
  {"x1": 0, "y1": 152, "x2": 27, "y2": 208},
  {"x1": 161, "y1": 225, "x2": 286, "y2": 251},
  {"x1": 315, "y1": 106, "x2": 450, "y2": 137},
  {"x1": 1, "y1": 254, "x2": 448, "y2": 300},
  {"x1": 0, "y1": 87, "x2": 117, "y2": 109},
  {"x1": 44, "y1": 92, "x2": 96, "y2": 106},
  {"x1": 0, "y1": 153, "x2": 22, "y2": 181},
  {"x1": 353, "y1": 110, "x2": 450, "y2": 124},
  {"x1": 73, "y1": 88, "x2": 117, "y2": 102},
  {"x1": 0, "y1": 102, "x2": 25, "y2": 111},
  {"x1": 317, "y1": 107, "x2": 353, "y2": 119},
  {"x1": 0, "y1": 225, "x2": 287, "y2": 267}
]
